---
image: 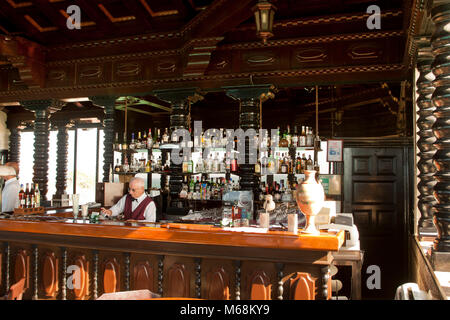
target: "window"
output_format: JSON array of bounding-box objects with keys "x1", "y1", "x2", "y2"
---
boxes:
[{"x1": 19, "y1": 126, "x2": 105, "y2": 205}]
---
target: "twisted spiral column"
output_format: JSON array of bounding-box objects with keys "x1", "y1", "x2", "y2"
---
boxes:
[
  {"x1": 8, "y1": 127, "x2": 21, "y2": 164},
  {"x1": 431, "y1": 3, "x2": 450, "y2": 252},
  {"x1": 416, "y1": 40, "x2": 437, "y2": 232},
  {"x1": 53, "y1": 120, "x2": 69, "y2": 198}
]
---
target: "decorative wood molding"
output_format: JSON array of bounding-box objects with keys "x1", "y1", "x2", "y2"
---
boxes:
[
  {"x1": 41, "y1": 250, "x2": 59, "y2": 298},
  {"x1": 206, "y1": 266, "x2": 230, "y2": 300},
  {"x1": 133, "y1": 261, "x2": 154, "y2": 291},
  {"x1": 248, "y1": 270, "x2": 271, "y2": 300},
  {"x1": 167, "y1": 263, "x2": 190, "y2": 298}
]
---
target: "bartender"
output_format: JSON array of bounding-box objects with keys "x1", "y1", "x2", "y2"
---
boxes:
[
  {"x1": 100, "y1": 177, "x2": 156, "y2": 222},
  {"x1": 1, "y1": 162, "x2": 20, "y2": 212}
]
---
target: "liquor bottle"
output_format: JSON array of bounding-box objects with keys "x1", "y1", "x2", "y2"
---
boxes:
[
  {"x1": 145, "y1": 160, "x2": 151, "y2": 173},
  {"x1": 115, "y1": 159, "x2": 121, "y2": 172},
  {"x1": 19, "y1": 184, "x2": 25, "y2": 209},
  {"x1": 301, "y1": 153, "x2": 307, "y2": 172},
  {"x1": 30, "y1": 183, "x2": 35, "y2": 208},
  {"x1": 299, "y1": 126, "x2": 306, "y2": 147},
  {"x1": 136, "y1": 132, "x2": 142, "y2": 149},
  {"x1": 142, "y1": 131, "x2": 147, "y2": 149},
  {"x1": 292, "y1": 126, "x2": 299, "y2": 147},
  {"x1": 34, "y1": 184, "x2": 41, "y2": 208},
  {"x1": 307, "y1": 155, "x2": 313, "y2": 170},
  {"x1": 154, "y1": 128, "x2": 161, "y2": 148},
  {"x1": 279, "y1": 126, "x2": 288, "y2": 147},
  {"x1": 280, "y1": 155, "x2": 288, "y2": 174},
  {"x1": 182, "y1": 156, "x2": 188, "y2": 173},
  {"x1": 296, "y1": 153, "x2": 302, "y2": 174},
  {"x1": 306, "y1": 127, "x2": 314, "y2": 147},
  {"x1": 25, "y1": 183, "x2": 31, "y2": 208},
  {"x1": 162, "y1": 128, "x2": 169, "y2": 144},
  {"x1": 123, "y1": 157, "x2": 129, "y2": 173},
  {"x1": 188, "y1": 156, "x2": 194, "y2": 173},
  {"x1": 129, "y1": 132, "x2": 136, "y2": 150},
  {"x1": 114, "y1": 132, "x2": 120, "y2": 151},
  {"x1": 255, "y1": 157, "x2": 261, "y2": 174},
  {"x1": 147, "y1": 129, "x2": 153, "y2": 149},
  {"x1": 122, "y1": 132, "x2": 128, "y2": 151},
  {"x1": 286, "y1": 125, "x2": 292, "y2": 147}
]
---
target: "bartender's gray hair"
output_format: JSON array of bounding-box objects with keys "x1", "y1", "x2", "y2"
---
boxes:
[{"x1": 129, "y1": 177, "x2": 145, "y2": 189}]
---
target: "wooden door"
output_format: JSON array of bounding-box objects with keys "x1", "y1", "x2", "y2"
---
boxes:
[{"x1": 344, "y1": 145, "x2": 409, "y2": 299}]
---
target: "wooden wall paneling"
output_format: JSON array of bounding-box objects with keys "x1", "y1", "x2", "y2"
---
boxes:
[
  {"x1": 163, "y1": 256, "x2": 195, "y2": 298},
  {"x1": 130, "y1": 253, "x2": 159, "y2": 293},
  {"x1": 10, "y1": 243, "x2": 31, "y2": 299},
  {"x1": 288, "y1": 272, "x2": 316, "y2": 300},
  {"x1": 202, "y1": 259, "x2": 234, "y2": 300},
  {"x1": 0, "y1": 243, "x2": 3, "y2": 295},
  {"x1": 99, "y1": 252, "x2": 123, "y2": 295},
  {"x1": 282, "y1": 263, "x2": 325, "y2": 300},
  {"x1": 66, "y1": 250, "x2": 91, "y2": 300},
  {"x1": 241, "y1": 261, "x2": 276, "y2": 300},
  {"x1": 39, "y1": 246, "x2": 60, "y2": 299}
]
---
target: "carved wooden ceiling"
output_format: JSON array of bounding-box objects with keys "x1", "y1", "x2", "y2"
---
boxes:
[{"x1": 0, "y1": 0, "x2": 428, "y2": 136}]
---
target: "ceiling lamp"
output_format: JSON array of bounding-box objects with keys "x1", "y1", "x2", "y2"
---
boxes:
[{"x1": 252, "y1": 0, "x2": 277, "y2": 45}]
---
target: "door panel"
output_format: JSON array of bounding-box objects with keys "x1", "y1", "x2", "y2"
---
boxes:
[{"x1": 344, "y1": 146, "x2": 408, "y2": 299}]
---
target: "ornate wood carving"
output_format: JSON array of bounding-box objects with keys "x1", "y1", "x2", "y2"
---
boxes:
[
  {"x1": 158, "y1": 255, "x2": 164, "y2": 296},
  {"x1": 195, "y1": 258, "x2": 201, "y2": 299},
  {"x1": 8, "y1": 127, "x2": 20, "y2": 164},
  {"x1": 234, "y1": 260, "x2": 241, "y2": 300},
  {"x1": 4, "y1": 243, "x2": 10, "y2": 295},
  {"x1": 92, "y1": 250, "x2": 99, "y2": 300},
  {"x1": 0, "y1": 36, "x2": 45, "y2": 89},
  {"x1": 431, "y1": 3, "x2": 450, "y2": 252},
  {"x1": 14, "y1": 249, "x2": 30, "y2": 292},
  {"x1": 71, "y1": 255, "x2": 89, "y2": 300},
  {"x1": 276, "y1": 263, "x2": 284, "y2": 300},
  {"x1": 53, "y1": 120, "x2": 69, "y2": 198},
  {"x1": 133, "y1": 261, "x2": 154, "y2": 291},
  {"x1": 167, "y1": 263, "x2": 190, "y2": 298},
  {"x1": 206, "y1": 266, "x2": 230, "y2": 300},
  {"x1": 416, "y1": 39, "x2": 437, "y2": 232},
  {"x1": 248, "y1": 270, "x2": 271, "y2": 300},
  {"x1": 90, "y1": 96, "x2": 116, "y2": 182},
  {"x1": 60, "y1": 247, "x2": 67, "y2": 300},
  {"x1": 102, "y1": 257, "x2": 120, "y2": 294},
  {"x1": 289, "y1": 272, "x2": 316, "y2": 300},
  {"x1": 41, "y1": 250, "x2": 59, "y2": 298}
]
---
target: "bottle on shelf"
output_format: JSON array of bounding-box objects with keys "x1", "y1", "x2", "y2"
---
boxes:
[
  {"x1": 299, "y1": 126, "x2": 306, "y2": 147},
  {"x1": 115, "y1": 159, "x2": 121, "y2": 172},
  {"x1": 122, "y1": 132, "x2": 128, "y2": 151},
  {"x1": 306, "y1": 127, "x2": 314, "y2": 147},
  {"x1": 301, "y1": 153, "x2": 307, "y2": 172},
  {"x1": 286, "y1": 125, "x2": 292, "y2": 147},
  {"x1": 114, "y1": 132, "x2": 121, "y2": 151},
  {"x1": 129, "y1": 132, "x2": 136, "y2": 150},
  {"x1": 142, "y1": 131, "x2": 147, "y2": 149},
  {"x1": 25, "y1": 183, "x2": 30, "y2": 208},
  {"x1": 292, "y1": 125, "x2": 299, "y2": 147},
  {"x1": 34, "y1": 184, "x2": 41, "y2": 207},
  {"x1": 136, "y1": 132, "x2": 142, "y2": 149},
  {"x1": 162, "y1": 128, "x2": 169, "y2": 144},
  {"x1": 147, "y1": 128, "x2": 153, "y2": 149},
  {"x1": 145, "y1": 160, "x2": 151, "y2": 173},
  {"x1": 19, "y1": 184, "x2": 25, "y2": 209},
  {"x1": 154, "y1": 128, "x2": 160, "y2": 148},
  {"x1": 306, "y1": 154, "x2": 313, "y2": 170}
]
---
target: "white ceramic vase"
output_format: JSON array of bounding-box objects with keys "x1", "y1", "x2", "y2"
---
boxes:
[{"x1": 294, "y1": 170, "x2": 324, "y2": 234}]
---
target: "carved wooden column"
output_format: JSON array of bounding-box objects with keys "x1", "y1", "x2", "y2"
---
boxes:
[
  {"x1": 416, "y1": 38, "x2": 438, "y2": 235},
  {"x1": 52, "y1": 119, "x2": 71, "y2": 206},
  {"x1": 22, "y1": 100, "x2": 52, "y2": 205},
  {"x1": 90, "y1": 96, "x2": 116, "y2": 182},
  {"x1": 225, "y1": 85, "x2": 274, "y2": 200},
  {"x1": 8, "y1": 127, "x2": 20, "y2": 164},
  {"x1": 153, "y1": 88, "x2": 202, "y2": 206},
  {"x1": 431, "y1": 3, "x2": 450, "y2": 254}
]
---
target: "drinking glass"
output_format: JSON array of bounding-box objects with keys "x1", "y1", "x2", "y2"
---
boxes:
[
  {"x1": 81, "y1": 204, "x2": 89, "y2": 220},
  {"x1": 72, "y1": 194, "x2": 80, "y2": 220}
]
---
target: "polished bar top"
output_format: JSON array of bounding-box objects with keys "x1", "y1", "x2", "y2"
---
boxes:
[{"x1": 0, "y1": 212, "x2": 345, "y2": 252}]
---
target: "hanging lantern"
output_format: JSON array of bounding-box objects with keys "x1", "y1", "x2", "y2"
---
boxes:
[{"x1": 252, "y1": 0, "x2": 277, "y2": 44}]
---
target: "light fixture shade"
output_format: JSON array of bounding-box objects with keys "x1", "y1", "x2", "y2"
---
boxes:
[{"x1": 252, "y1": 0, "x2": 277, "y2": 44}]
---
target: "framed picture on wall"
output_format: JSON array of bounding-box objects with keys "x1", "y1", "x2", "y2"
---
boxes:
[{"x1": 327, "y1": 139, "x2": 343, "y2": 162}]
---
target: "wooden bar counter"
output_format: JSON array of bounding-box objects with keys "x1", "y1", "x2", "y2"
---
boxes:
[{"x1": 0, "y1": 211, "x2": 344, "y2": 300}]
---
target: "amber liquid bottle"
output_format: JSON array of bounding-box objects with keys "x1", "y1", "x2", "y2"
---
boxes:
[{"x1": 19, "y1": 184, "x2": 25, "y2": 209}]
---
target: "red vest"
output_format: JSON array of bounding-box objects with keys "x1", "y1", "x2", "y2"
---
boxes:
[{"x1": 123, "y1": 194, "x2": 153, "y2": 220}]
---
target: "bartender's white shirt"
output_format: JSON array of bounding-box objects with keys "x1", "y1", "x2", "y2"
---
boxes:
[
  {"x1": 109, "y1": 192, "x2": 156, "y2": 222},
  {"x1": 2, "y1": 178, "x2": 20, "y2": 212}
]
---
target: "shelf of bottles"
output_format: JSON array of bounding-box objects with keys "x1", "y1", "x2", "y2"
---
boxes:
[
  {"x1": 18, "y1": 182, "x2": 42, "y2": 209},
  {"x1": 111, "y1": 125, "x2": 327, "y2": 199}
]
